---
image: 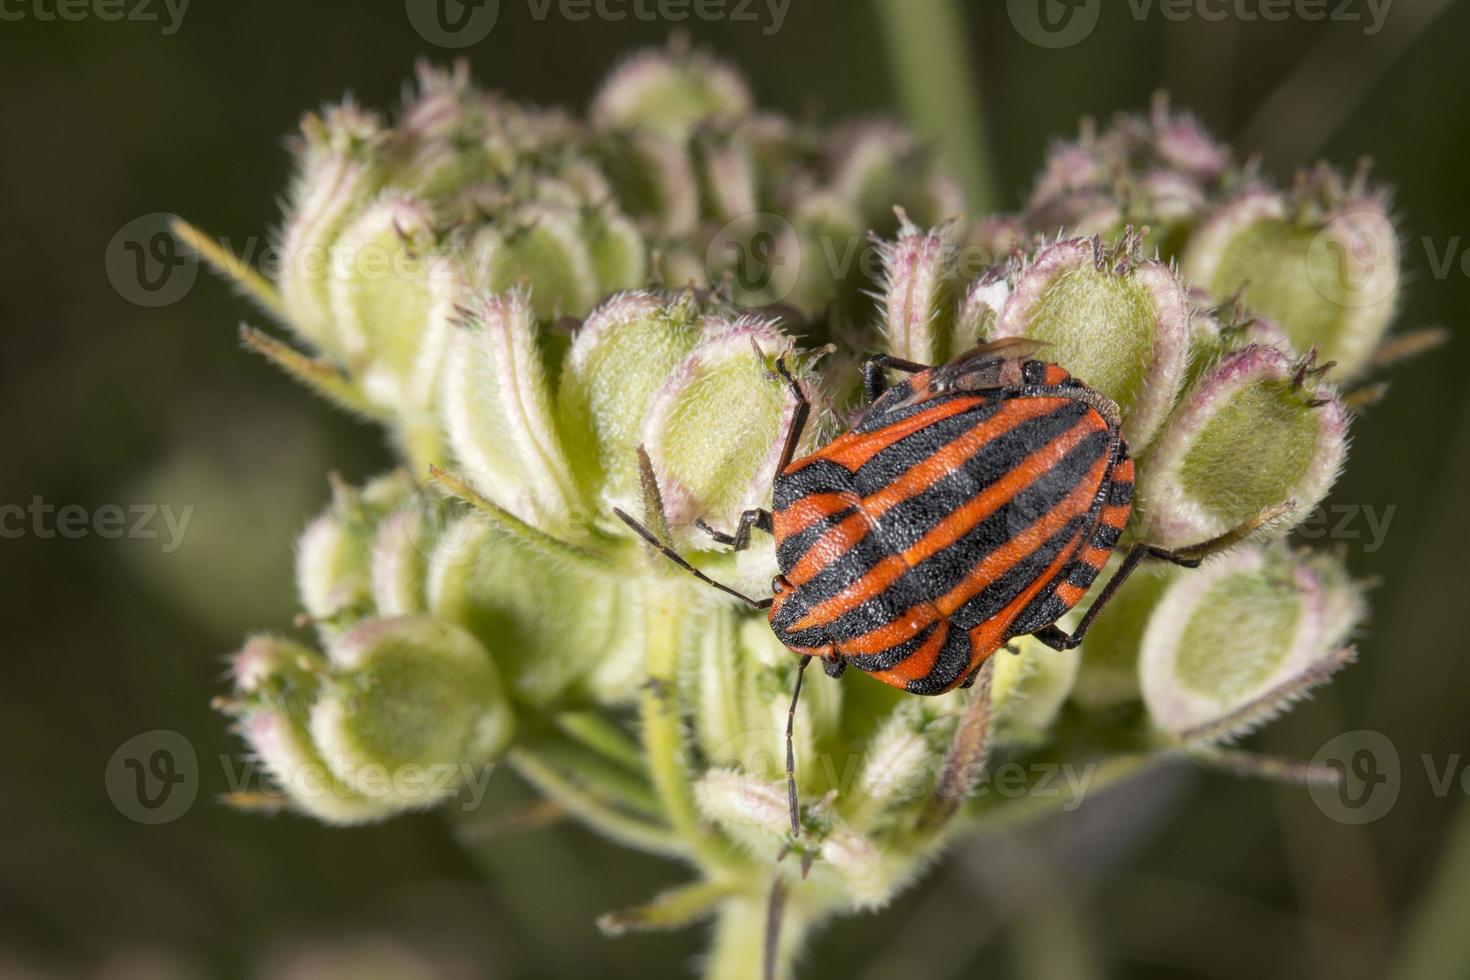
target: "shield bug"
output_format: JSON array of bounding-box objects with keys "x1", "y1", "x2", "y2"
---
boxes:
[{"x1": 616, "y1": 338, "x2": 1284, "y2": 836}]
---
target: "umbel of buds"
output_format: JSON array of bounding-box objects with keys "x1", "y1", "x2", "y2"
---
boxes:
[
  {"x1": 177, "y1": 41, "x2": 959, "y2": 473},
  {"x1": 187, "y1": 44, "x2": 1424, "y2": 980}
]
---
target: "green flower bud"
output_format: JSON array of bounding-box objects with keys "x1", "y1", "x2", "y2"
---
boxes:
[
  {"x1": 557, "y1": 291, "x2": 707, "y2": 517},
  {"x1": 1024, "y1": 101, "x2": 1231, "y2": 251},
  {"x1": 847, "y1": 695, "x2": 963, "y2": 828},
  {"x1": 642, "y1": 319, "x2": 801, "y2": 544},
  {"x1": 369, "y1": 503, "x2": 434, "y2": 617},
  {"x1": 1069, "y1": 561, "x2": 1174, "y2": 710},
  {"x1": 1139, "y1": 546, "x2": 1362, "y2": 743},
  {"x1": 989, "y1": 638, "x2": 1080, "y2": 744},
  {"x1": 695, "y1": 768, "x2": 790, "y2": 853},
  {"x1": 278, "y1": 103, "x2": 388, "y2": 356},
  {"x1": 782, "y1": 191, "x2": 866, "y2": 318},
  {"x1": 597, "y1": 131, "x2": 702, "y2": 236},
  {"x1": 1137, "y1": 345, "x2": 1347, "y2": 550},
  {"x1": 818, "y1": 824, "x2": 908, "y2": 910},
  {"x1": 591, "y1": 46, "x2": 751, "y2": 137},
  {"x1": 693, "y1": 128, "x2": 760, "y2": 224},
  {"x1": 827, "y1": 121, "x2": 966, "y2": 232},
  {"x1": 228, "y1": 634, "x2": 398, "y2": 824},
  {"x1": 878, "y1": 216, "x2": 958, "y2": 366},
  {"x1": 308, "y1": 616, "x2": 513, "y2": 810},
  {"x1": 425, "y1": 518, "x2": 643, "y2": 704},
  {"x1": 993, "y1": 237, "x2": 1192, "y2": 449},
  {"x1": 295, "y1": 472, "x2": 415, "y2": 632},
  {"x1": 461, "y1": 203, "x2": 600, "y2": 322},
  {"x1": 1180, "y1": 181, "x2": 1400, "y2": 377},
  {"x1": 440, "y1": 290, "x2": 583, "y2": 533},
  {"x1": 327, "y1": 195, "x2": 459, "y2": 424}
]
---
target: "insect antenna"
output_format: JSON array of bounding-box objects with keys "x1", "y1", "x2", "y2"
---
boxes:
[
  {"x1": 614, "y1": 508, "x2": 773, "y2": 609},
  {"x1": 785, "y1": 654, "x2": 812, "y2": 840},
  {"x1": 614, "y1": 446, "x2": 773, "y2": 609}
]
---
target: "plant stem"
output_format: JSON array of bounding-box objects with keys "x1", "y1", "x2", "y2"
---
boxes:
[
  {"x1": 874, "y1": 0, "x2": 997, "y2": 214},
  {"x1": 706, "y1": 888, "x2": 808, "y2": 980},
  {"x1": 641, "y1": 582, "x2": 743, "y2": 871},
  {"x1": 507, "y1": 747, "x2": 687, "y2": 858}
]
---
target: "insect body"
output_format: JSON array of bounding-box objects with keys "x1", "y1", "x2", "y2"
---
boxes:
[
  {"x1": 616, "y1": 338, "x2": 1254, "y2": 838},
  {"x1": 766, "y1": 344, "x2": 1137, "y2": 695}
]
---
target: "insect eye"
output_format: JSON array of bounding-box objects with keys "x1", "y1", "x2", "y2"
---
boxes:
[{"x1": 770, "y1": 575, "x2": 789, "y2": 596}]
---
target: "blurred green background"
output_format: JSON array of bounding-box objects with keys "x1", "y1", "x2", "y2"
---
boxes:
[{"x1": 3, "y1": 1, "x2": 1469, "y2": 976}]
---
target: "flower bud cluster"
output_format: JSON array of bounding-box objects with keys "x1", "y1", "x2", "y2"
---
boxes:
[{"x1": 196, "y1": 50, "x2": 1409, "y2": 963}]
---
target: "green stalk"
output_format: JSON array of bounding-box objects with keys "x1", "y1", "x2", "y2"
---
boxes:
[
  {"x1": 705, "y1": 886, "x2": 809, "y2": 980},
  {"x1": 874, "y1": 0, "x2": 997, "y2": 214},
  {"x1": 508, "y1": 747, "x2": 687, "y2": 858},
  {"x1": 640, "y1": 582, "x2": 743, "y2": 871}
]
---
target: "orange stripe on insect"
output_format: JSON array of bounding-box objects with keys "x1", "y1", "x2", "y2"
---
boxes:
[
  {"x1": 934, "y1": 459, "x2": 1106, "y2": 618},
  {"x1": 814, "y1": 397, "x2": 983, "y2": 472},
  {"x1": 789, "y1": 417, "x2": 1104, "y2": 633},
  {"x1": 861, "y1": 398, "x2": 1064, "y2": 520}
]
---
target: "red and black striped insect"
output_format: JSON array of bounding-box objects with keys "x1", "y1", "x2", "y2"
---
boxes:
[{"x1": 616, "y1": 338, "x2": 1256, "y2": 835}]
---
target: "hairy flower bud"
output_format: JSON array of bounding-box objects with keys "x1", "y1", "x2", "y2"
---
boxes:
[
  {"x1": 307, "y1": 616, "x2": 513, "y2": 810},
  {"x1": 1069, "y1": 562, "x2": 1174, "y2": 710},
  {"x1": 1138, "y1": 345, "x2": 1348, "y2": 550},
  {"x1": 426, "y1": 517, "x2": 643, "y2": 704},
  {"x1": 878, "y1": 216, "x2": 958, "y2": 366},
  {"x1": 227, "y1": 634, "x2": 397, "y2": 824},
  {"x1": 993, "y1": 237, "x2": 1192, "y2": 448},
  {"x1": 989, "y1": 638, "x2": 1081, "y2": 744},
  {"x1": 695, "y1": 768, "x2": 790, "y2": 852},
  {"x1": 278, "y1": 103, "x2": 388, "y2": 356},
  {"x1": 296, "y1": 472, "x2": 415, "y2": 633},
  {"x1": 558, "y1": 291, "x2": 705, "y2": 516},
  {"x1": 827, "y1": 121, "x2": 966, "y2": 232},
  {"x1": 326, "y1": 196, "x2": 460, "y2": 439},
  {"x1": 642, "y1": 318, "x2": 802, "y2": 544},
  {"x1": 1180, "y1": 179, "x2": 1400, "y2": 377},
  {"x1": 440, "y1": 290, "x2": 583, "y2": 533},
  {"x1": 1139, "y1": 546, "x2": 1362, "y2": 743},
  {"x1": 591, "y1": 47, "x2": 751, "y2": 137}
]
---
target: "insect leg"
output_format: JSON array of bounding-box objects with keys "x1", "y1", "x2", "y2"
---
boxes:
[
  {"x1": 614, "y1": 508, "x2": 773, "y2": 609},
  {"x1": 695, "y1": 508, "x2": 773, "y2": 551},
  {"x1": 785, "y1": 654, "x2": 812, "y2": 839},
  {"x1": 862, "y1": 353, "x2": 932, "y2": 403},
  {"x1": 772, "y1": 354, "x2": 811, "y2": 475},
  {"x1": 1031, "y1": 543, "x2": 1153, "y2": 651}
]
